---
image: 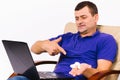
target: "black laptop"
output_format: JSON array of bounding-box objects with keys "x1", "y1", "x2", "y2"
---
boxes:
[{"x1": 2, "y1": 40, "x2": 74, "y2": 80}]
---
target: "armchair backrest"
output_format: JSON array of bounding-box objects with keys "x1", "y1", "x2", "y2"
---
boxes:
[{"x1": 64, "y1": 22, "x2": 120, "y2": 80}]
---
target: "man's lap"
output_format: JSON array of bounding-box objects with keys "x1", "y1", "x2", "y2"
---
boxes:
[{"x1": 7, "y1": 76, "x2": 29, "y2": 80}]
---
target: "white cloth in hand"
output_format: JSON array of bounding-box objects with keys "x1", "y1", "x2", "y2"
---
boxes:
[{"x1": 70, "y1": 62, "x2": 81, "y2": 69}]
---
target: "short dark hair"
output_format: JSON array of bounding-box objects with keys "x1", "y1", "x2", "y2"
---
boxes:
[{"x1": 75, "y1": 1, "x2": 98, "y2": 16}]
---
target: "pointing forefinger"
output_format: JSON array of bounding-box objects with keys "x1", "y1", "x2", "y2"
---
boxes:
[{"x1": 57, "y1": 46, "x2": 66, "y2": 55}]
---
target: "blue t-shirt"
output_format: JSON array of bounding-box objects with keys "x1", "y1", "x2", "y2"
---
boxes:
[{"x1": 49, "y1": 30, "x2": 117, "y2": 80}]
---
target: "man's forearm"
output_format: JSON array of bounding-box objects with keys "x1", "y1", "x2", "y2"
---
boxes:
[
  {"x1": 83, "y1": 68, "x2": 99, "y2": 78},
  {"x1": 31, "y1": 40, "x2": 49, "y2": 54}
]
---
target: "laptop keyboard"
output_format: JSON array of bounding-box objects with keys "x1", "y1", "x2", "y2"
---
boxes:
[
  {"x1": 38, "y1": 72, "x2": 75, "y2": 80},
  {"x1": 38, "y1": 72, "x2": 58, "y2": 78}
]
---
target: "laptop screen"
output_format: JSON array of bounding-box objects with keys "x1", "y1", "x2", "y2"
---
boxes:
[{"x1": 2, "y1": 40, "x2": 40, "y2": 80}]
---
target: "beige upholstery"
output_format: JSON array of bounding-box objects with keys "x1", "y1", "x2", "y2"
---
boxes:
[{"x1": 64, "y1": 22, "x2": 120, "y2": 80}]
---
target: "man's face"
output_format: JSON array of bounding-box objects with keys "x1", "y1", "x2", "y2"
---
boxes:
[{"x1": 74, "y1": 6, "x2": 98, "y2": 35}]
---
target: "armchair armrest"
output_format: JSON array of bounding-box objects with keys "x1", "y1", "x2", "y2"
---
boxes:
[
  {"x1": 88, "y1": 70, "x2": 120, "y2": 80},
  {"x1": 34, "y1": 60, "x2": 57, "y2": 66},
  {"x1": 9, "y1": 73, "x2": 18, "y2": 78}
]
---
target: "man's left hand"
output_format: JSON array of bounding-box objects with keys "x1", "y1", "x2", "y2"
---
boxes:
[{"x1": 69, "y1": 63, "x2": 91, "y2": 76}]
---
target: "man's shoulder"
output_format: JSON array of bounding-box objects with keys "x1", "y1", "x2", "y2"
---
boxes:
[
  {"x1": 99, "y1": 31, "x2": 114, "y2": 38},
  {"x1": 97, "y1": 31, "x2": 116, "y2": 42}
]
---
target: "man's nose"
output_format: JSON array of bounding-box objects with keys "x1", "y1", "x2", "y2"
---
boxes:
[{"x1": 77, "y1": 18, "x2": 83, "y2": 24}]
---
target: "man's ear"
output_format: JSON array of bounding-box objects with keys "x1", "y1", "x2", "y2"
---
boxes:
[{"x1": 94, "y1": 14, "x2": 99, "y2": 23}]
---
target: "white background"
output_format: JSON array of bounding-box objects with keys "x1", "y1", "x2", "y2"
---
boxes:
[{"x1": 0, "y1": 0, "x2": 120, "y2": 80}]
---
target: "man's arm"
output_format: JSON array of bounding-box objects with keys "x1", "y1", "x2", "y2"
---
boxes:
[
  {"x1": 83, "y1": 59, "x2": 112, "y2": 78},
  {"x1": 31, "y1": 37, "x2": 66, "y2": 55},
  {"x1": 69, "y1": 59, "x2": 112, "y2": 79}
]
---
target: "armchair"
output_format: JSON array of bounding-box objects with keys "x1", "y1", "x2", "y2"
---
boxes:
[{"x1": 9, "y1": 22, "x2": 120, "y2": 80}]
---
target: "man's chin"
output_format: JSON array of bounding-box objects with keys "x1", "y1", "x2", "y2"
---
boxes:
[{"x1": 79, "y1": 30, "x2": 88, "y2": 35}]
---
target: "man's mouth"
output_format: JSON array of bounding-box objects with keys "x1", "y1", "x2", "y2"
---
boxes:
[{"x1": 78, "y1": 25, "x2": 86, "y2": 28}]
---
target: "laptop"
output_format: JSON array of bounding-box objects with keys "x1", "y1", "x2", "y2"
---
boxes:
[{"x1": 2, "y1": 40, "x2": 74, "y2": 80}]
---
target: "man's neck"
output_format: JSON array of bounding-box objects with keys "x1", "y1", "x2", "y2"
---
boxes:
[{"x1": 80, "y1": 29, "x2": 96, "y2": 37}]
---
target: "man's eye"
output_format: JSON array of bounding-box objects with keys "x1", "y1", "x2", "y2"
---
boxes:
[
  {"x1": 82, "y1": 16, "x2": 87, "y2": 19},
  {"x1": 75, "y1": 18, "x2": 79, "y2": 21}
]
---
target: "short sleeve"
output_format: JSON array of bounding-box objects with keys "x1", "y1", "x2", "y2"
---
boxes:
[
  {"x1": 49, "y1": 32, "x2": 73, "y2": 47},
  {"x1": 97, "y1": 35, "x2": 118, "y2": 63}
]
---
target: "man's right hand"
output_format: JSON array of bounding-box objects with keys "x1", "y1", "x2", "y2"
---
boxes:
[{"x1": 43, "y1": 37, "x2": 66, "y2": 56}]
